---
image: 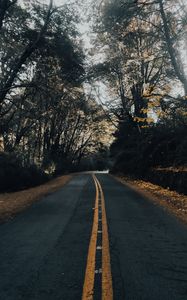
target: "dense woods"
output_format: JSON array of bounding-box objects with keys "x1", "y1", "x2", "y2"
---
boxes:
[
  {"x1": 91, "y1": 0, "x2": 187, "y2": 194},
  {"x1": 0, "y1": 0, "x2": 111, "y2": 191},
  {"x1": 0, "y1": 0, "x2": 187, "y2": 193}
]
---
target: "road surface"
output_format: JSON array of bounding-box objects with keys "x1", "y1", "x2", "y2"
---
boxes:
[{"x1": 0, "y1": 173, "x2": 187, "y2": 300}]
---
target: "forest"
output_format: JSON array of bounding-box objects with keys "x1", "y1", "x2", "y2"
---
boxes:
[{"x1": 0, "y1": 0, "x2": 187, "y2": 194}]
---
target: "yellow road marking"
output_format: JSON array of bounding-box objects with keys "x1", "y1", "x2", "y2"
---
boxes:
[
  {"x1": 94, "y1": 176, "x2": 113, "y2": 300},
  {"x1": 82, "y1": 175, "x2": 113, "y2": 300},
  {"x1": 82, "y1": 176, "x2": 99, "y2": 300}
]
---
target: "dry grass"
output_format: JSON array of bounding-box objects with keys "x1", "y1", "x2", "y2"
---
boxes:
[
  {"x1": 0, "y1": 175, "x2": 72, "y2": 223},
  {"x1": 114, "y1": 175, "x2": 187, "y2": 224}
]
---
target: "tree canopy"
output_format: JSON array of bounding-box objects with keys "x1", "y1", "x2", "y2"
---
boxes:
[
  {"x1": 0, "y1": 0, "x2": 187, "y2": 192},
  {"x1": 89, "y1": 0, "x2": 187, "y2": 192}
]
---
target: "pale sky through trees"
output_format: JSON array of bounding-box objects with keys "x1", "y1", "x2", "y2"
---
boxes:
[
  {"x1": 39, "y1": 0, "x2": 93, "y2": 54},
  {"x1": 42, "y1": 0, "x2": 109, "y2": 104},
  {"x1": 31, "y1": 0, "x2": 187, "y2": 101}
]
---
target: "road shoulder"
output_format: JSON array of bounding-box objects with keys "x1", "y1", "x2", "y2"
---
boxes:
[
  {"x1": 112, "y1": 175, "x2": 187, "y2": 225},
  {"x1": 0, "y1": 175, "x2": 72, "y2": 223}
]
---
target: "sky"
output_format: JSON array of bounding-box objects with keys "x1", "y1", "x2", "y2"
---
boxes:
[{"x1": 41, "y1": 0, "x2": 74, "y2": 5}]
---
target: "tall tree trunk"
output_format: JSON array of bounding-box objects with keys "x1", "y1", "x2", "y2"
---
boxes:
[
  {"x1": 131, "y1": 83, "x2": 148, "y2": 119},
  {"x1": 159, "y1": 0, "x2": 187, "y2": 95}
]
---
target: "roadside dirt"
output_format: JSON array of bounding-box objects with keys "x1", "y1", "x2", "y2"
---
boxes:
[
  {"x1": 114, "y1": 175, "x2": 187, "y2": 225},
  {"x1": 0, "y1": 175, "x2": 72, "y2": 223}
]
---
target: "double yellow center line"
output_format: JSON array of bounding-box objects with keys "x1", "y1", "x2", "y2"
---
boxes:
[{"x1": 82, "y1": 174, "x2": 113, "y2": 300}]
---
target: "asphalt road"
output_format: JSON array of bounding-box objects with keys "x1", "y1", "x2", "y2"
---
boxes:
[{"x1": 0, "y1": 173, "x2": 187, "y2": 300}]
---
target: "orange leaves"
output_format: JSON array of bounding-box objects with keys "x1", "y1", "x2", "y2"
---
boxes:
[{"x1": 133, "y1": 116, "x2": 154, "y2": 123}]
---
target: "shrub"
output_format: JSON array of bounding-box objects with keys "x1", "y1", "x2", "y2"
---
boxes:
[{"x1": 0, "y1": 152, "x2": 49, "y2": 192}]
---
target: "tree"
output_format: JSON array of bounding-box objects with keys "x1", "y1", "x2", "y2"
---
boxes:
[
  {"x1": 158, "y1": 0, "x2": 187, "y2": 95},
  {"x1": 0, "y1": 0, "x2": 17, "y2": 30},
  {"x1": 91, "y1": 0, "x2": 187, "y2": 177},
  {"x1": 0, "y1": 0, "x2": 53, "y2": 110}
]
